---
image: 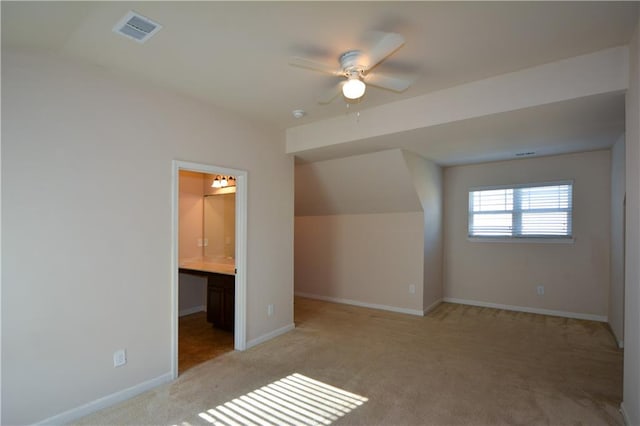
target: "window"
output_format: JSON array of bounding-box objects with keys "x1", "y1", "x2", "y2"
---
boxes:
[{"x1": 468, "y1": 181, "x2": 572, "y2": 239}]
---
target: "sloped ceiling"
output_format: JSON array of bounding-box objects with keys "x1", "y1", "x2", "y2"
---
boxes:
[
  {"x1": 295, "y1": 149, "x2": 422, "y2": 216},
  {"x1": 289, "y1": 91, "x2": 626, "y2": 166}
]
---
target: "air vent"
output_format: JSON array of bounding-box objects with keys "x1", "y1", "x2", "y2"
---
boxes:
[
  {"x1": 113, "y1": 11, "x2": 162, "y2": 43},
  {"x1": 515, "y1": 151, "x2": 536, "y2": 157}
]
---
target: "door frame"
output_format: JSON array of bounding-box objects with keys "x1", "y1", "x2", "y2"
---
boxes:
[{"x1": 171, "y1": 160, "x2": 248, "y2": 379}]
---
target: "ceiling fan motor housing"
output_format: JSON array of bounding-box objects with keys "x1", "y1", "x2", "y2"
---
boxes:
[{"x1": 339, "y1": 50, "x2": 365, "y2": 75}]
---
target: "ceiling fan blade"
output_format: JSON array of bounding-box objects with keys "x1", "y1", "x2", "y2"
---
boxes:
[
  {"x1": 365, "y1": 73, "x2": 411, "y2": 92},
  {"x1": 362, "y1": 32, "x2": 405, "y2": 70},
  {"x1": 317, "y1": 82, "x2": 343, "y2": 104},
  {"x1": 289, "y1": 57, "x2": 342, "y2": 75}
]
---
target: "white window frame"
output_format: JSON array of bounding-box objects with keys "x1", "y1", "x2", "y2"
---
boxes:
[{"x1": 468, "y1": 180, "x2": 574, "y2": 243}]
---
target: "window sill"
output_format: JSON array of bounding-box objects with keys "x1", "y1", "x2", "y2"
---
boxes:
[{"x1": 467, "y1": 237, "x2": 575, "y2": 244}]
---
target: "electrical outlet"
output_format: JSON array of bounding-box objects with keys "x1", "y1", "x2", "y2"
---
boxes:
[
  {"x1": 409, "y1": 284, "x2": 416, "y2": 294},
  {"x1": 113, "y1": 349, "x2": 127, "y2": 367},
  {"x1": 197, "y1": 238, "x2": 203, "y2": 247},
  {"x1": 537, "y1": 285, "x2": 545, "y2": 296},
  {"x1": 267, "y1": 304, "x2": 274, "y2": 316}
]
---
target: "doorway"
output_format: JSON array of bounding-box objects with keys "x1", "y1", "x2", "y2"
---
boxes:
[{"x1": 171, "y1": 161, "x2": 247, "y2": 378}]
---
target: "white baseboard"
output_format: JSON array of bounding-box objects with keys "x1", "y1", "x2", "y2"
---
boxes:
[
  {"x1": 620, "y1": 402, "x2": 632, "y2": 426},
  {"x1": 179, "y1": 305, "x2": 205, "y2": 317},
  {"x1": 606, "y1": 324, "x2": 625, "y2": 349},
  {"x1": 423, "y1": 298, "x2": 443, "y2": 315},
  {"x1": 295, "y1": 292, "x2": 425, "y2": 316},
  {"x1": 443, "y1": 297, "x2": 608, "y2": 322},
  {"x1": 246, "y1": 323, "x2": 295, "y2": 349},
  {"x1": 34, "y1": 372, "x2": 173, "y2": 425}
]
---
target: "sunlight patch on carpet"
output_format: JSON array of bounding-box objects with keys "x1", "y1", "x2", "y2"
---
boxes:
[{"x1": 179, "y1": 373, "x2": 368, "y2": 426}]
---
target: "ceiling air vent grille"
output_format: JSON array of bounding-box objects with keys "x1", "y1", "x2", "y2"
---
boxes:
[{"x1": 113, "y1": 11, "x2": 162, "y2": 43}]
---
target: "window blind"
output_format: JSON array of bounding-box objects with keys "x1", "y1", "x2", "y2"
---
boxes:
[{"x1": 468, "y1": 182, "x2": 572, "y2": 238}]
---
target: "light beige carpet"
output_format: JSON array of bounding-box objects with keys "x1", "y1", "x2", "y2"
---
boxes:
[{"x1": 75, "y1": 298, "x2": 623, "y2": 425}]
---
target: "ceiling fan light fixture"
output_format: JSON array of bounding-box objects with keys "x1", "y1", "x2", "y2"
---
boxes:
[{"x1": 342, "y1": 76, "x2": 366, "y2": 100}]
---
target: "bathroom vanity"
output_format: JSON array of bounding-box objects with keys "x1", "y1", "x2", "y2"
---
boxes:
[{"x1": 179, "y1": 261, "x2": 235, "y2": 332}]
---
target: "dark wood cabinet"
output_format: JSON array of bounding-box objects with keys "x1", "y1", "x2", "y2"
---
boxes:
[
  {"x1": 206, "y1": 273, "x2": 235, "y2": 332},
  {"x1": 179, "y1": 267, "x2": 235, "y2": 333}
]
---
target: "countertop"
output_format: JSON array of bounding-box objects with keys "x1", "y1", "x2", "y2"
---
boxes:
[{"x1": 179, "y1": 259, "x2": 235, "y2": 276}]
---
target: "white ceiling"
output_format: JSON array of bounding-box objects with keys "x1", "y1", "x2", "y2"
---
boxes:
[{"x1": 2, "y1": 1, "x2": 638, "y2": 164}]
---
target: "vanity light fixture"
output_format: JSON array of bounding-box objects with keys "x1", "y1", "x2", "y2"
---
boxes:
[{"x1": 211, "y1": 175, "x2": 236, "y2": 188}]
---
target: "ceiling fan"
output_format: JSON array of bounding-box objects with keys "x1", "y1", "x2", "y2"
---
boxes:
[{"x1": 289, "y1": 32, "x2": 412, "y2": 104}]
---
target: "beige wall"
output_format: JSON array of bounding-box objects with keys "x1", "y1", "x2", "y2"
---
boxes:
[
  {"x1": 295, "y1": 213, "x2": 425, "y2": 313},
  {"x1": 1, "y1": 51, "x2": 294, "y2": 425},
  {"x1": 402, "y1": 151, "x2": 443, "y2": 311},
  {"x1": 178, "y1": 171, "x2": 206, "y2": 314},
  {"x1": 623, "y1": 14, "x2": 640, "y2": 426},
  {"x1": 179, "y1": 171, "x2": 205, "y2": 261},
  {"x1": 443, "y1": 150, "x2": 611, "y2": 319},
  {"x1": 610, "y1": 136, "x2": 625, "y2": 347},
  {"x1": 178, "y1": 274, "x2": 207, "y2": 315},
  {"x1": 294, "y1": 149, "x2": 442, "y2": 314}
]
